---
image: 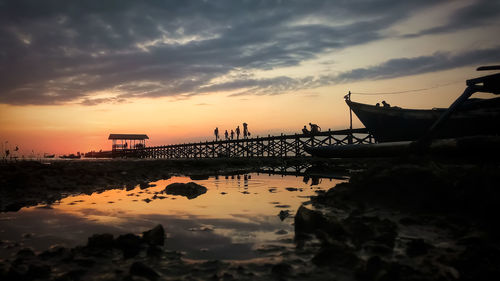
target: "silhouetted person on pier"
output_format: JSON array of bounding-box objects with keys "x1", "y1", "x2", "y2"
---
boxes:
[
  {"x1": 243, "y1": 123, "x2": 249, "y2": 139},
  {"x1": 376, "y1": 103, "x2": 380, "y2": 107},
  {"x1": 309, "y1": 123, "x2": 321, "y2": 134},
  {"x1": 236, "y1": 126, "x2": 241, "y2": 140},
  {"x1": 382, "y1": 100, "x2": 391, "y2": 107},
  {"x1": 230, "y1": 130, "x2": 235, "y2": 140},
  {"x1": 302, "y1": 125, "x2": 310, "y2": 135},
  {"x1": 224, "y1": 130, "x2": 229, "y2": 140},
  {"x1": 214, "y1": 127, "x2": 219, "y2": 141}
]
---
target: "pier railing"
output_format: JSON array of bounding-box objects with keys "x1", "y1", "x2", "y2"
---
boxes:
[{"x1": 120, "y1": 128, "x2": 374, "y2": 159}]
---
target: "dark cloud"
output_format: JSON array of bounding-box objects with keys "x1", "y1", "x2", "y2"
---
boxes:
[
  {"x1": 216, "y1": 46, "x2": 500, "y2": 96},
  {"x1": 332, "y1": 46, "x2": 500, "y2": 82},
  {"x1": 0, "y1": 0, "x2": 487, "y2": 105},
  {"x1": 401, "y1": 0, "x2": 500, "y2": 38}
]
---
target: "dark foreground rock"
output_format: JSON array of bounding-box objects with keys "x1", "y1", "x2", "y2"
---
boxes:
[
  {"x1": 296, "y1": 159, "x2": 500, "y2": 281},
  {"x1": 164, "y1": 182, "x2": 207, "y2": 199}
]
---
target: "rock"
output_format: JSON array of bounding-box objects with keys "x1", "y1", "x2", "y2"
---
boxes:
[
  {"x1": 406, "y1": 239, "x2": 432, "y2": 257},
  {"x1": 143, "y1": 198, "x2": 152, "y2": 203},
  {"x1": 115, "y1": 234, "x2": 143, "y2": 258},
  {"x1": 356, "y1": 256, "x2": 387, "y2": 281},
  {"x1": 271, "y1": 262, "x2": 293, "y2": 276},
  {"x1": 164, "y1": 182, "x2": 207, "y2": 199},
  {"x1": 294, "y1": 205, "x2": 326, "y2": 234},
  {"x1": 278, "y1": 210, "x2": 290, "y2": 221},
  {"x1": 363, "y1": 241, "x2": 393, "y2": 256},
  {"x1": 275, "y1": 204, "x2": 291, "y2": 208},
  {"x1": 16, "y1": 248, "x2": 36, "y2": 258},
  {"x1": 312, "y1": 240, "x2": 360, "y2": 269},
  {"x1": 285, "y1": 187, "x2": 298, "y2": 192},
  {"x1": 130, "y1": 262, "x2": 159, "y2": 280},
  {"x1": 146, "y1": 245, "x2": 162, "y2": 257},
  {"x1": 142, "y1": 224, "x2": 165, "y2": 246},
  {"x1": 87, "y1": 233, "x2": 114, "y2": 249},
  {"x1": 38, "y1": 246, "x2": 71, "y2": 260},
  {"x1": 275, "y1": 229, "x2": 288, "y2": 235}
]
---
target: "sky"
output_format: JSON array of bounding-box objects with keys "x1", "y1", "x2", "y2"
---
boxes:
[{"x1": 1, "y1": 0, "x2": 500, "y2": 155}]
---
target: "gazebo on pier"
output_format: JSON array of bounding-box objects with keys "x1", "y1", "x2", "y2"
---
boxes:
[{"x1": 108, "y1": 134, "x2": 149, "y2": 151}]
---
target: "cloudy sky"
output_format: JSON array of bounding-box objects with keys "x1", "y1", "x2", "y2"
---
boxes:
[{"x1": 1, "y1": 0, "x2": 500, "y2": 154}]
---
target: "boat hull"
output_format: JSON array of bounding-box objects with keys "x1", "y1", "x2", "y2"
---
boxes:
[{"x1": 346, "y1": 98, "x2": 500, "y2": 142}]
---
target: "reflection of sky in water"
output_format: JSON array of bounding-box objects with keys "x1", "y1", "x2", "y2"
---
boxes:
[{"x1": 0, "y1": 174, "x2": 344, "y2": 260}]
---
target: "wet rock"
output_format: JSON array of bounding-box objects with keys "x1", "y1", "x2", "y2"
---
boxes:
[
  {"x1": 142, "y1": 198, "x2": 152, "y2": 203},
  {"x1": 278, "y1": 210, "x2": 290, "y2": 221},
  {"x1": 275, "y1": 229, "x2": 288, "y2": 235},
  {"x1": 87, "y1": 233, "x2": 114, "y2": 249},
  {"x1": 363, "y1": 241, "x2": 393, "y2": 256},
  {"x1": 312, "y1": 240, "x2": 360, "y2": 269},
  {"x1": 56, "y1": 268, "x2": 87, "y2": 281},
  {"x1": 115, "y1": 234, "x2": 142, "y2": 259},
  {"x1": 146, "y1": 245, "x2": 162, "y2": 257},
  {"x1": 73, "y1": 258, "x2": 96, "y2": 267},
  {"x1": 164, "y1": 182, "x2": 207, "y2": 199},
  {"x1": 452, "y1": 242, "x2": 500, "y2": 281},
  {"x1": 130, "y1": 262, "x2": 159, "y2": 280},
  {"x1": 356, "y1": 256, "x2": 387, "y2": 281},
  {"x1": 38, "y1": 246, "x2": 71, "y2": 260},
  {"x1": 275, "y1": 204, "x2": 290, "y2": 208},
  {"x1": 405, "y1": 239, "x2": 433, "y2": 257},
  {"x1": 142, "y1": 224, "x2": 165, "y2": 246},
  {"x1": 285, "y1": 187, "x2": 298, "y2": 192},
  {"x1": 294, "y1": 205, "x2": 326, "y2": 234},
  {"x1": 189, "y1": 175, "x2": 210, "y2": 180},
  {"x1": 16, "y1": 248, "x2": 36, "y2": 258},
  {"x1": 271, "y1": 262, "x2": 293, "y2": 276}
]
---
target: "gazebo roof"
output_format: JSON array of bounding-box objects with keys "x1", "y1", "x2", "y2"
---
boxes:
[{"x1": 108, "y1": 134, "x2": 149, "y2": 140}]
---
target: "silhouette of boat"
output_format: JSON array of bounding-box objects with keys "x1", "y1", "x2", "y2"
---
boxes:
[
  {"x1": 43, "y1": 153, "x2": 55, "y2": 158},
  {"x1": 59, "y1": 153, "x2": 81, "y2": 159},
  {"x1": 346, "y1": 97, "x2": 500, "y2": 142},
  {"x1": 306, "y1": 65, "x2": 500, "y2": 157}
]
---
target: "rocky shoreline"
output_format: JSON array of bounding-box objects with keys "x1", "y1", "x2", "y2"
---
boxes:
[
  {"x1": 1, "y1": 157, "x2": 499, "y2": 280},
  {"x1": 295, "y1": 158, "x2": 500, "y2": 281},
  {"x1": 1, "y1": 157, "x2": 357, "y2": 212}
]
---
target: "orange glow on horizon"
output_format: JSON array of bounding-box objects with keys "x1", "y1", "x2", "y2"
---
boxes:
[{"x1": 0, "y1": 67, "x2": 483, "y2": 156}]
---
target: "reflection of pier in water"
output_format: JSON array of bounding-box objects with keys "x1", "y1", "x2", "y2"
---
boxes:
[
  {"x1": 120, "y1": 128, "x2": 373, "y2": 159},
  {"x1": 188, "y1": 164, "x2": 349, "y2": 188},
  {"x1": 258, "y1": 164, "x2": 349, "y2": 186}
]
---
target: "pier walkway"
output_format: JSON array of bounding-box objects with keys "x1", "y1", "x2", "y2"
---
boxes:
[{"x1": 121, "y1": 128, "x2": 374, "y2": 159}]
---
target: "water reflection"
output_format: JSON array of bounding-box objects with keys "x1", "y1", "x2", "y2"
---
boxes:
[{"x1": 0, "y1": 173, "x2": 346, "y2": 260}]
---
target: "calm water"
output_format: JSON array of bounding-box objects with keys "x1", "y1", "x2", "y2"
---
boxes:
[{"x1": 0, "y1": 173, "x2": 344, "y2": 260}]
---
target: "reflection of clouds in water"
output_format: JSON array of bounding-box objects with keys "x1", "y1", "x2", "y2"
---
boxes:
[
  {"x1": 1, "y1": 173, "x2": 336, "y2": 260},
  {"x1": 0, "y1": 209, "x2": 290, "y2": 260}
]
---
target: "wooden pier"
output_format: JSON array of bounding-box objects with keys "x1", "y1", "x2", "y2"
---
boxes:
[{"x1": 120, "y1": 128, "x2": 374, "y2": 159}]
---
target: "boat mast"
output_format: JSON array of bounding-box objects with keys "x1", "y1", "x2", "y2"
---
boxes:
[{"x1": 347, "y1": 91, "x2": 353, "y2": 144}]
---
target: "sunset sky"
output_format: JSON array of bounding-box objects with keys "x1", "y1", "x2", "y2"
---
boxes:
[{"x1": 1, "y1": 0, "x2": 500, "y2": 155}]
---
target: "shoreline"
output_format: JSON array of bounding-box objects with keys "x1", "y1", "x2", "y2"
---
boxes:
[{"x1": 1, "y1": 156, "x2": 499, "y2": 280}]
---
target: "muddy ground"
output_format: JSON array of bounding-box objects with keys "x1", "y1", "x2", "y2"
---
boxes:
[{"x1": 1, "y1": 156, "x2": 499, "y2": 280}]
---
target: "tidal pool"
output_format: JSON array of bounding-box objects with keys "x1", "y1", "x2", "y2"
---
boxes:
[{"x1": 0, "y1": 173, "x2": 344, "y2": 260}]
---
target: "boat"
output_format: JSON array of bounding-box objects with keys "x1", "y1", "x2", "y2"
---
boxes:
[
  {"x1": 346, "y1": 97, "x2": 500, "y2": 142},
  {"x1": 43, "y1": 153, "x2": 55, "y2": 158},
  {"x1": 59, "y1": 153, "x2": 81, "y2": 159},
  {"x1": 306, "y1": 65, "x2": 500, "y2": 157},
  {"x1": 345, "y1": 66, "x2": 500, "y2": 143}
]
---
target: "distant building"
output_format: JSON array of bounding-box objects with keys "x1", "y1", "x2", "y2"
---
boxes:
[{"x1": 108, "y1": 134, "x2": 149, "y2": 151}]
